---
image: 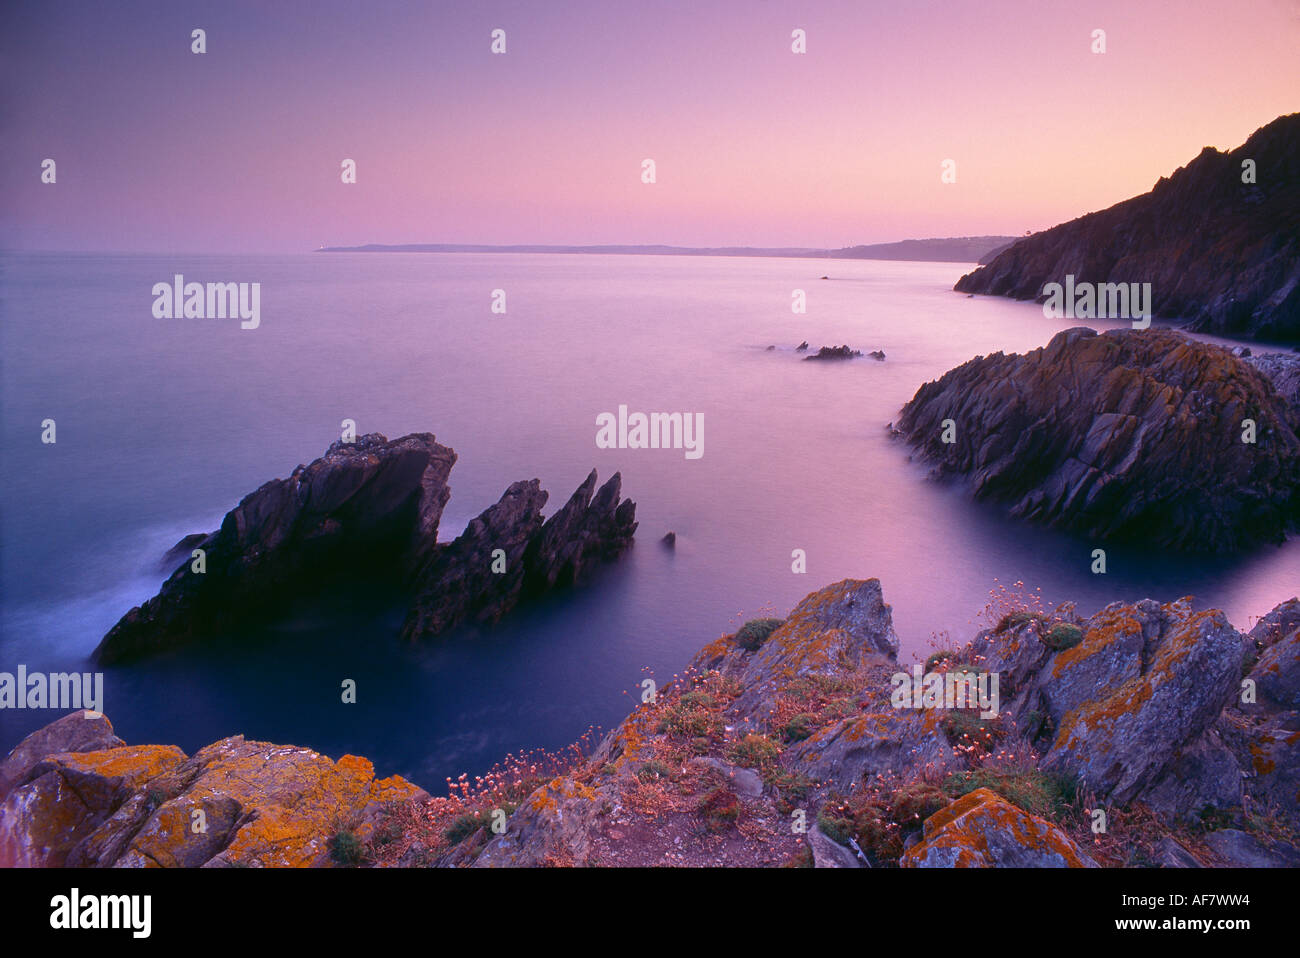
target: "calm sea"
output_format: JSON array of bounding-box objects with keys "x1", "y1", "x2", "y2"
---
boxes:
[{"x1": 2, "y1": 251, "x2": 1297, "y2": 789}]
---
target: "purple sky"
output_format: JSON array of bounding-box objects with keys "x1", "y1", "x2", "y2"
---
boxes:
[{"x1": 3, "y1": 0, "x2": 1297, "y2": 253}]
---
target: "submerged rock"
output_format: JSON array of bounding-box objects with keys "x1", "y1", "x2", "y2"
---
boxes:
[
  {"x1": 897, "y1": 327, "x2": 1300, "y2": 551},
  {"x1": 804, "y1": 344, "x2": 863, "y2": 361}
]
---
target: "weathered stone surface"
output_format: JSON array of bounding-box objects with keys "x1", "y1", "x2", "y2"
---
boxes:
[
  {"x1": 0, "y1": 709, "x2": 123, "y2": 801},
  {"x1": 954, "y1": 113, "x2": 1300, "y2": 343},
  {"x1": 1202, "y1": 828, "x2": 1300, "y2": 867},
  {"x1": 1153, "y1": 836, "x2": 1204, "y2": 868},
  {"x1": 693, "y1": 578, "x2": 900, "y2": 722},
  {"x1": 0, "y1": 743, "x2": 185, "y2": 866},
  {"x1": 787, "y1": 709, "x2": 955, "y2": 793},
  {"x1": 808, "y1": 822, "x2": 864, "y2": 868},
  {"x1": 1042, "y1": 602, "x2": 1243, "y2": 805},
  {"x1": 472, "y1": 776, "x2": 602, "y2": 868},
  {"x1": 900, "y1": 788, "x2": 1097, "y2": 868},
  {"x1": 0, "y1": 718, "x2": 426, "y2": 868},
  {"x1": 1246, "y1": 353, "x2": 1300, "y2": 416},
  {"x1": 897, "y1": 327, "x2": 1300, "y2": 551}
]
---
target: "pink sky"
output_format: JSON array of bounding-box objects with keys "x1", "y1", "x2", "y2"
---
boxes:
[{"x1": 2, "y1": 0, "x2": 1297, "y2": 252}]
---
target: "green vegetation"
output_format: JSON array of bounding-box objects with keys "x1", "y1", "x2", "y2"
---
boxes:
[
  {"x1": 943, "y1": 768, "x2": 1077, "y2": 821},
  {"x1": 1042, "y1": 622, "x2": 1084, "y2": 651},
  {"x1": 736, "y1": 618, "x2": 785, "y2": 652},
  {"x1": 727, "y1": 733, "x2": 781, "y2": 770},
  {"x1": 329, "y1": 829, "x2": 365, "y2": 866}
]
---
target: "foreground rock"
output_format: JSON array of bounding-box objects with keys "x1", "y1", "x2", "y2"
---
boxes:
[
  {"x1": 954, "y1": 112, "x2": 1300, "y2": 343},
  {"x1": 95, "y1": 433, "x2": 636, "y2": 662},
  {"x1": 0, "y1": 711, "x2": 426, "y2": 867},
  {"x1": 896, "y1": 327, "x2": 1300, "y2": 551},
  {"x1": 901, "y1": 788, "x2": 1097, "y2": 868},
  {"x1": 11, "y1": 582, "x2": 1298, "y2": 867}
]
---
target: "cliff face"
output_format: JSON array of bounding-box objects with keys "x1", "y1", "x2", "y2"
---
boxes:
[
  {"x1": 94, "y1": 433, "x2": 636, "y2": 663},
  {"x1": 8, "y1": 580, "x2": 1298, "y2": 868},
  {"x1": 896, "y1": 327, "x2": 1300, "y2": 552},
  {"x1": 955, "y1": 113, "x2": 1300, "y2": 343}
]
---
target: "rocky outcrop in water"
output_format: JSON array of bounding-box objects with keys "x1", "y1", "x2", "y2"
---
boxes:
[
  {"x1": 954, "y1": 113, "x2": 1300, "y2": 343},
  {"x1": 896, "y1": 327, "x2": 1300, "y2": 551},
  {"x1": 804, "y1": 345, "x2": 862, "y2": 360},
  {"x1": 94, "y1": 433, "x2": 636, "y2": 662},
  {"x1": 10, "y1": 580, "x2": 1300, "y2": 867}
]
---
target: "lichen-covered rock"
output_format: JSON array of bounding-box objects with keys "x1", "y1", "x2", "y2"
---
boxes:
[
  {"x1": 0, "y1": 717, "x2": 426, "y2": 868},
  {"x1": 901, "y1": 788, "x2": 1097, "y2": 867},
  {"x1": 787, "y1": 709, "x2": 955, "y2": 793},
  {"x1": 897, "y1": 327, "x2": 1300, "y2": 551},
  {"x1": 0, "y1": 709, "x2": 123, "y2": 800},
  {"x1": 1042, "y1": 602, "x2": 1243, "y2": 805},
  {"x1": 472, "y1": 776, "x2": 603, "y2": 868},
  {"x1": 0, "y1": 743, "x2": 185, "y2": 866},
  {"x1": 693, "y1": 578, "x2": 900, "y2": 722}
]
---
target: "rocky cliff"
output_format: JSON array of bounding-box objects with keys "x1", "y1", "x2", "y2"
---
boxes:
[
  {"x1": 94, "y1": 433, "x2": 636, "y2": 663},
  {"x1": 9, "y1": 579, "x2": 1297, "y2": 867},
  {"x1": 954, "y1": 113, "x2": 1300, "y2": 343},
  {"x1": 895, "y1": 327, "x2": 1300, "y2": 551}
]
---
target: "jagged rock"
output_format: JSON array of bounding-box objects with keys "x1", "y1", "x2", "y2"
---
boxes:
[
  {"x1": 401, "y1": 480, "x2": 548, "y2": 639},
  {"x1": 804, "y1": 344, "x2": 862, "y2": 360},
  {"x1": 158, "y1": 532, "x2": 210, "y2": 572},
  {"x1": 522, "y1": 470, "x2": 637, "y2": 594},
  {"x1": 96, "y1": 433, "x2": 637, "y2": 659},
  {"x1": 687, "y1": 757, "x2": 763, "y2": 799},
  {"x1": 0, "y1": 709, "x2": 123, "y2": 801},
  {"x1": 900, "y1": 788, "x2": 1098, "y2": 867},
  {"x1": 96, "y1": 433, "x2": 458, "y2": 663},
  {"x1": 796, "y1": 341, "x2": 809, "y2": 351},
  {"x1": 661, "y1": 531, "x2": 676, "y2": 547},
  {"x1": 869, "y1": 350, "x2": 886, "y2": 361},
  {"x1": 954, "y1": 113, "x2": 1300, "y2": 342},
  {"x1": 896, "y1": 327, "x2": 1300, "y2": 551},
  {"x1": 1041, "y1": 600, "x2": 1243, "y2": 807},
  {"x1": 693, "y1": 579, "x2": 901, "y2": 722},
  {"x1": 472, "y1": 776, "x2": 603, "y2": 867}
]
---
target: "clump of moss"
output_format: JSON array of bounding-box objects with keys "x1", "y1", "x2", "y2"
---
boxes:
[
  {"x1": 679, "y1": 690, "x2": 716, "y2": 709},
  {"x1": 736, "y1": 618, "x2": 785, "y2": 652},
  {"x1": 443, "y1": 812, "x2": 487, "y2": 845},
  {"x1": 939, "y1": 710, "x2": 1004, "y2": 751},
  {"x1": 943, "y1": 768, "x2": 1077, "y2": 821},
  {"x1": 727, "y1": 733, "x2": 781, "y2": 770},
  {"x1": 925, "y1": 650, "x2": 961, "y2": 672},
  {"x1": 697, "y1": 786, "x2": 741, "y2": 832},
  {"x1": 658, "y1": 699, "x2": 725, "y2": 740},
  {"x1": 890, "y1": 781, "x2": 950, "y2": 828},
  {"x1": 995, "y1": 610, "x2": 1047, "y2": 633},
  {"x1": 1042, "y1": 622, "x2": 1084, "y2": 651},
  {"x1": 636, "y1": 759, "x2": 677, "y2": 783},
  {"x1": 780, "y1": 712, "x2": 818, "y2": 743},
  {"x1": 329, "y1": 829, "x2": 365, "y2": 866}
]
